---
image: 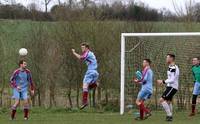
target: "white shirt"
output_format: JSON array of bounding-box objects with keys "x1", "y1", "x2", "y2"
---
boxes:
[{"x1": 165, "y1": 64, "x2": 180, "y2": 90}]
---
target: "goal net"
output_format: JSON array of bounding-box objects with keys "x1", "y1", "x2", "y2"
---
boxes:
[{"x1": 120, "y1": 32, "x2": 200, "y2": 115}]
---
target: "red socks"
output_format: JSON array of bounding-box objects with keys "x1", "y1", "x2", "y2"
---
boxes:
[
  {"x1": 192, "y1": 104, "x2": 196, "y2": 113},
  {"x1": 82, "y1": 83, "x2": 97, "y2": 106},
  {"x1": 82, "y1": 91, "x2": 88, "y2": 105},
  {"x1": 11, "y1": 106, "x2": 30, "y2": 119},
  {"x1": 11, "y1": 106, "x2": 17, "y2": 119},
  {"x1": 24, "y1": 109, "x2": 29, "y2": 118},
  {"x1": 139, "y1": 101, "x2": 150, "y2": 119},
  {"x1": 139, "y1": 102, "x2": 145, "y2": 119},
  {"x1": 24, "y1": 105, "x2": 29, "y2": 119},
  {"x1": 11, "y1": 109, "x2": 16, "y2": 119}
]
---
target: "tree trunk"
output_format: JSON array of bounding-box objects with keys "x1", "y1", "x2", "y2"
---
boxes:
[
  {"x1": 38, "y1": 88, "x2": 41, "y2": 106},
  {"x1": 31, "y1": 95, "x2": 36, "y2": 107},
  {"x1": 76, "y1": 81, "x2": 79, "y2": 108},
  {"x1": 97, "y1": 86, "x2": 101, "y2": 104},
  {"x1": 0, "y1": 91, "x2": 3, "y2": 107},
  {"x1": 40, "y1": 84, "x2": 46, "y2": 107},
  {"x1": 0, "y1": 83, "x2": 5, "y2": 107},
  {"x1": 92, "y1": 89, "x2": 96, "y2": 107},
  {"x1": 105, "y1": 88, "x2": 108, "y2": 104},
  {"x1": 58, "y1": 0, "x2": 61, "y2": 5},
  {"x1": 154, "y1": 80, "x2": 158, "y2": 110},
  {"x1": 45, "y1": 4, "x2": 48, "y2": 13},
  {"x1": 89, "y1": 91, "x2": 92, "y2": 107},
  {"x1": 49, "y1": 83, "x2": 56, "y2": 107},
  {"x1": 0, "y1": 75, "x2": 6, "y2": 107},
  {"x1": 67, "y1": 88, "x2": 73, "y2": 108}
]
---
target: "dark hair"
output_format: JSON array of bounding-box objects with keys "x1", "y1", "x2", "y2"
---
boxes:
[
  {"x1": 81, "y1": 42, "x2": 90, "y2": 49},
  {"x1": 144, "y1": 59, "x2": 151, "y2": 64},
  {"x1": 167, "y1": 54, "x2": 175, "y2": 60},
  {"x1": 18, "y1": 60, "x2": 25, "y2": 66}
]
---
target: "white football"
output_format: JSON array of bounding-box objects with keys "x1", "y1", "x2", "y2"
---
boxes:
[{"x1": 19, "y1": 48, "x2": 28, "y2": 56}]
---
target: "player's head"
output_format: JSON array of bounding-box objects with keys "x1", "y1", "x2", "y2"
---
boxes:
[
  {"x1": 143, "y1": 59, "x2": 151, "y2": 67},
  {"x1": 192, "y1": 57, "x2": 200, "y2": 66},
  {"x1": 19, "y1": 60, "x2": 27, "y2": 69},
  {"x1": 81, "y1": 42, "x2": 90, "y2": 52},
  {"x1": 166, "y1": 54, "x2": 175, "y2": 64}
]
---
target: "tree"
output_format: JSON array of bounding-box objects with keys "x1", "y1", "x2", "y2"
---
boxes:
[
  {"x1": 80, "y1": 0, "x2": 90, "y2": 8},
  {"x1": 173, "y1": 0, "x2": 195, "y2": 22},
  {"x1": 58, "y1": 0, "x2": 61, "y2": 5},
  {"x1": 193, "y1": 3, "x2": 200, "y2": 21},
  {"x1": 68, "y1": 0, "x2": 75, "y2": 8},
  {"x1": 44, "y1": 0, "x2": 52, "y2": 13}
]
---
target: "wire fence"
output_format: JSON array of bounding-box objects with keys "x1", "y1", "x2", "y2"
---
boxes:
[{"x1": 125, "y1": 36, "x2": 200, "y2": 111}]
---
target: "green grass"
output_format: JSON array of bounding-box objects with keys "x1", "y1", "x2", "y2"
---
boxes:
[{"x1": 0, "y1": 108, "x2": 200, "y2": 124}]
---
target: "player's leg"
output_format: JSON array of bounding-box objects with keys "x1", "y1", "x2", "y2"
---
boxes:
[
  {"x1": 81, "y1": 71, "x2": 99, "y2": 109},
  {"x1": 88, "y1": 83, "x2": 97, "y2": 90},
  {"x1": 167, "y1": 89, "x2": 177, "y2": 121},
  {"x1": 88, "y1": 71, "x2": 99, "y2": 90},
  {"x1": 88, "y1": 71, "x2": 99, "y2": 107},
  {"x1": 81, "y1": 72, "x2": 90, "y2": 109},
  {"x1": 22, "y1": 91, "x2": 29, "y2": 120},
  {"x1": 190, "y1": 95, "x2": 198, "y2": 116},
  {"x1": 11, "y1": 89, "x2": 20, "y2": 120},
  {"x1": 160, "y1": 87, "x2": 173, "y2": 121},
  {"x1": 167, "y1": 100, "x2": 173, "y2": 120},
  {"x1": 81, "y1": 83, "x2": 89, "y2": 109},
  {"x1": 135, "y1": 99, "x2": 144, "y2": 120},
  {"x1": 143, "y1": 93, "x2": 152, "y2": 116},
  {"x1": 160, "y1": 87, "x2": 177, "y2": 121},
  {"x1": 160, "y1": 98, "x2": 172, "y2": 120},
  {"x1": 135, "y1": 90, "x2": 148, "y2": 120},
  {"x1": 167, "y1": 101, "x2": 173, "y2": 115},
  {"x1": 190, "y1": 82, "x2": 200, "y2": 116},
  {"x1": 11, "y1": 99, "x2": 20, "y2": 120}
]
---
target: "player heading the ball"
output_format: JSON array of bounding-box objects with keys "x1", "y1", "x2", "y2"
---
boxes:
[
  {"x1": 134, "y1": 59, "x2": 153, "y2": 120},
  {"x1": 72, "y1": 42, "x2": 99, "y2": 109},
  {"x1": 10, "y1": 60, "x2": 35, "y2": 120},
  {"x1": 157, "y1": 54, "x2": 179, "y2": 122}
]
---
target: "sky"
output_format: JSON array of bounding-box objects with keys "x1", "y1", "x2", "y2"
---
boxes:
[{"x1": 2, "y1": 0, "x2": 200, "y2": 13}]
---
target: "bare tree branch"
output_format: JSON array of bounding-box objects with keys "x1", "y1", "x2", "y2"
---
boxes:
[
  {"x1": 44, "y1": 0, "x2": 52, "y2": 13},
  {"x1": 172, "y1": 0, "x2": 195, "y2": 21}
]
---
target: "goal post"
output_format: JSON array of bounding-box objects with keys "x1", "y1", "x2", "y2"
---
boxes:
[{"x1": 120, "y1": 32, "x2": 200, "y2": 115}]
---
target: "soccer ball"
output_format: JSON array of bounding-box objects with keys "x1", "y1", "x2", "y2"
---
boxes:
[{"x1": 19, "y1": 48, "x2": 28, "y2": 56}]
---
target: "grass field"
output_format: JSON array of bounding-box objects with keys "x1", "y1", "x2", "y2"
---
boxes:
[{"x1": 0, "y1": 108, "x2": 200, "y2": 124}]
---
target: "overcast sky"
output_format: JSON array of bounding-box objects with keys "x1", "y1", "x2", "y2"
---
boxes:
[{"x1": 4, "y1": 0, "x2": 200, "y2": 13}]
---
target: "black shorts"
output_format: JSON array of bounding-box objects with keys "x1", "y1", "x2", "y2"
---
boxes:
[{"x1": 162, "y1": 87, "x2": 177, "y2": 101}]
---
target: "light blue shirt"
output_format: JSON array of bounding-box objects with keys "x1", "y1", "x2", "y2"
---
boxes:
[
  {"x1": 10, "y1": 69, "x2": 33, "y2": 92},
  {"x1": 141, "y1": 68, "x2": 153, "y2": 93},
  {"x1": 81, "y1": 50, "x2": 98, "y2": 70}
]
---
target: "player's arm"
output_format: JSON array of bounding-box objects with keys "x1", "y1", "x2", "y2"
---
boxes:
[
  {"x1": 27, "y1": 71, "x2": 35, "y2": 95},
  {"x1": 10, "y1": 71, "x2": 18, "y2": 89},
  {"x1": 28, "y1": 73, "x2": 34, "y2": 90},
  {"x1": 71, "y1": 49, "x2": 82, "y2": 59},
  {"x1": 72, "y1": 49, "x2": 88, "y2": 61},
  {"x1": 192, "y1": 69, "x2": 196, "y2": 83}
]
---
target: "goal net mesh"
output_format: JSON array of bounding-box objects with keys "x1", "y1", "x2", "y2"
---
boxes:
[{"x1": 124, "y1": 36, "x2": 200, "y2": 112}]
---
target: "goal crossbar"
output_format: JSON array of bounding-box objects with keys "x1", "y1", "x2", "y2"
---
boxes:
[{"x1": 120, "y1": 32, "x2": 200, "y2": 115}]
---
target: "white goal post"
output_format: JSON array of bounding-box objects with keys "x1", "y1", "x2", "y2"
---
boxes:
[{"x1": 120, "y1": 32, "x2": 200, "y2": 115}]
